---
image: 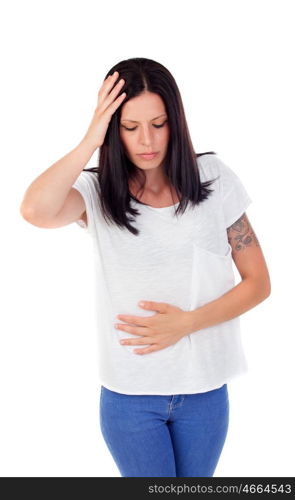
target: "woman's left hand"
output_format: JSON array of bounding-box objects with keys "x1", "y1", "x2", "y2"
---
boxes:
[{"x1": 115, "y1": 301, "x2": 194, "y2": 355}]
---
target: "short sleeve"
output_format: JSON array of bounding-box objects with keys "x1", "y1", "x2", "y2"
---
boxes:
[
  {"x1": 72, "y1": 171, "x2": 99, "y2": 236},
  {"x1": 218, "y1": 157, "x2": 253, "y2": 228}
]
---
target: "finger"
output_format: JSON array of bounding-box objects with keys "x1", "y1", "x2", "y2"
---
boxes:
[
  {"x1": 133, "y1": 345, "x2": 159, "y2": 355},
  {"x1": 120, "y1": 337, "x2": 151, "y2": 345},
  {"x1": 117, "y1": 315, "x2": 149, "y2": 325},
  {"x1": 140, "y1": 301, "x2": 167, "y2": 313},
  {"x1": 116, "y1": 324, "x2": 147, "y2": 335},
  {"x1": 103, "y1": 71, "x2": 119, "y2": 88},
  {"x1": 99, "y1": 78, "x2": 126, "y2": 113},
  {"x1": 100, "y1": 71, "x2": 122, "y2": 99},
  {"x1": 108, "y1": 78, "x2": 125, "y2": 99}
]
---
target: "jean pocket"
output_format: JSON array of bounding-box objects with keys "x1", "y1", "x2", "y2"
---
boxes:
[{"x1": 188, "y1": 242, "x2": 235, "y2": 310}]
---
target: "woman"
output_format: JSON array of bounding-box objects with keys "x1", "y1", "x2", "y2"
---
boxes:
[{"x1": 20, "y1": 57, "x2": 271, "y2": 477}]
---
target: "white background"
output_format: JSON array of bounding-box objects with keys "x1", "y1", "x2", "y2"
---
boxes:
[{"x1": 1, "y1": 0, "x2": 294, "y2": 477}]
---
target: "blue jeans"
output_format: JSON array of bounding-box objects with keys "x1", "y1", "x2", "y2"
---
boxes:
[{"x1": 99, "y1": 383, "x2": 229, "y2": 477}]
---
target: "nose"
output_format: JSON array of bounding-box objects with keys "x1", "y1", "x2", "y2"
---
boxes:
[{"x1": 139, "y1": 125, "x2": 155, "y2": 147}]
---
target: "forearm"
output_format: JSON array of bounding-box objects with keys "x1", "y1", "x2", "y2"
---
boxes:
[
  {"x1": 20, "y1": 138, "x2": 97, "y2": 220},
  {"x1": 188, "y1": 277, "x2": 270, "y2": 333}
]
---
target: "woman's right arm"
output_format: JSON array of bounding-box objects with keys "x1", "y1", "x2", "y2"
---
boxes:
[
  {"x1": 19, "y1": 139, "x2": 97, "y2": 227},
  {"x1": 20, "y1": 70, "x2": 126, "y2": 228}
]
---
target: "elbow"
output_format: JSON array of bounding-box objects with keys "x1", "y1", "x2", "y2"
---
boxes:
[
  {"x1": 20, "y1": 204, "x2": 34, "y2": 222},
  {"x1": 262, "y1": 284, "x2": 271, "y2": 301},
  {"x1": 243, "y1": 274, "x2": 271, "y2": 303},
  {"x1": 265, "y1": 278, "x2": 271, "y2": 298},
  {"x1": 262, "y1": 273, "x2": 272, "y2": 299},
  {"x1": 254, "y1": 275, "x2": 271, "y2": 301}
]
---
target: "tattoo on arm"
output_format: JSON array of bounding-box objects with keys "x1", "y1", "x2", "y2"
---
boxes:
[{"x1": 226, "y1": 213, "x2": 260, "y2": 251}]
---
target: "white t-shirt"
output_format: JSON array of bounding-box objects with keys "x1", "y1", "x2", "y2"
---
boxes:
[{"x1": 72, "y1": 153, "x2": 252, "y2": 395}]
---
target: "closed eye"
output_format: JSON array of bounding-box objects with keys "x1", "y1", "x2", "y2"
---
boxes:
[{"x1": 121, "y1": 121, "x2": 167, "y2": 131}]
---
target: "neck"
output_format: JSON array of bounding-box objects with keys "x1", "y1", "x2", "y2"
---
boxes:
[{"x1": 134, "y1": 165, "x2": 169, "y2": 194}]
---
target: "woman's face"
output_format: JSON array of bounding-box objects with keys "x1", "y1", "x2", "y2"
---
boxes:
[{"x1": 119, "y1": 91, "x2": 170, "y2": 170}]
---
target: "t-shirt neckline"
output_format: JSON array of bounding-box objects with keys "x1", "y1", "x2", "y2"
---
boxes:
[
  {"x1": 143, "y1": 201, "x2": 180, "y2": 211},
  {"x1": 130, "y1": 196, "x2": 180, "y2": 211}
]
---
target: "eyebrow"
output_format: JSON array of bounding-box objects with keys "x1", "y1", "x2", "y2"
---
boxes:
[{"x1": 121, "y1": 114, "x2": 167, "y2": 123}]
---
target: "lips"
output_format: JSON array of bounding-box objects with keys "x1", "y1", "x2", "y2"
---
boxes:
[{"x1": 137, "y1": 152, "x2": 159, "y2": 159}]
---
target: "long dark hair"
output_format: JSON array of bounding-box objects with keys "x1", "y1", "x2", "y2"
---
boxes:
[{"x1": 83, "y1": 57, "x2": 218, "y2": 236}]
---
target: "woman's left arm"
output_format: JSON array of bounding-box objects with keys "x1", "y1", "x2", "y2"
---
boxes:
[
  {"x1": 189, "y1": 212, "x2": 271, "y2": 332},
  {"x1": 115, "y1": 213, "x2": 271, "y2": 355}
]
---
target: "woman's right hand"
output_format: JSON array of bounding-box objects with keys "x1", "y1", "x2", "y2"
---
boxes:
[{"x1": 83, "y1": 71, "x2": 126, "y2": 149}]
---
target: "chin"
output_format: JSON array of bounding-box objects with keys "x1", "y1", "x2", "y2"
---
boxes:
[{"x1": 134, "y1": 156, "x2": 163, "y2": 169}]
